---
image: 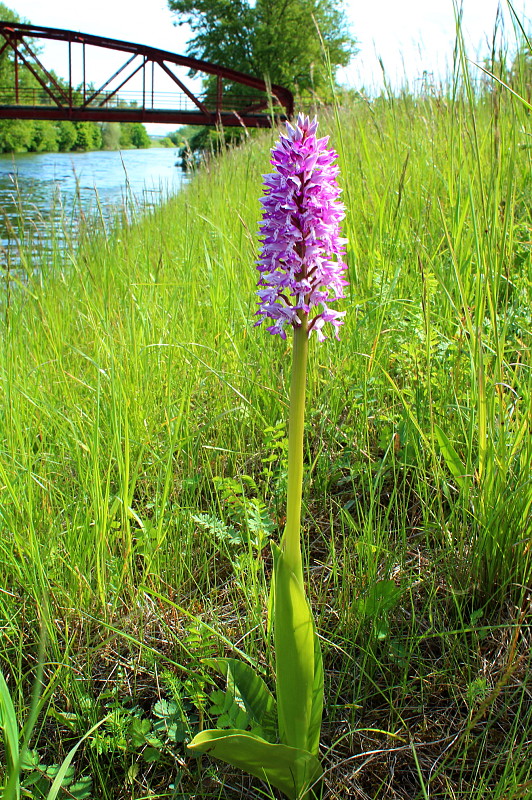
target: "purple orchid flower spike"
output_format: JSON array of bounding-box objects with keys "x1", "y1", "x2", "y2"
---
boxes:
[
  {"x1": 256, "y1": 114, "x2": 348, "y2": 341},
  {"x1": 188, "y1": 116, "x2": 346, "y2": 799}
]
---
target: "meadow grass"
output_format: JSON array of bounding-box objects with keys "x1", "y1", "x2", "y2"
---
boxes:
[{"x1": 1, "y1": 47, "x2": 532, "y2": 800}]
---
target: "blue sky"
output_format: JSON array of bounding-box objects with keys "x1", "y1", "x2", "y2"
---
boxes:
[{"x1": 7, "y1": 0, "x2": 532, "y2": 131}]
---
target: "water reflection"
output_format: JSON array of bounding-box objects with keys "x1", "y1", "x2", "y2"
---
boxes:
[{"x1": 0, "y1": 147, "x2": 186, "y2": 267}]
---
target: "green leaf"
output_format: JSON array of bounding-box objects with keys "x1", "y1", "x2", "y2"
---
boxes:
[
  {"x1": 152, "y1": 699, "x2": 178, "y2": 718},
  {"x1": 187, "y1": 728, "x2": 322, "y2": 800},
  {"x1": 67, "y1": 776, "x2": 93, "y2": 799},
  {"x1": 0, "y1": 669, "x2": 20, "y2": 800},
  {"x1": 129, "y1": 717, "x2": 151, "y2": 748},
  {"x1": 152, "y1": 699, "x2": 187, "y2": 742},
  {"x1": 20, "y1": 770, "x2": 44, "y2": 788},
  {"x1": 207, "y1": 684, "x2": 249, "y2": 730},
  {"x1": 357, "y1": 580, "x2": 402, "y2": 618},
  {"x1": 434, "y1": 425, "x2": 468, "y2": 490},
  {"x1": 20, "y1": 749, "x2": 40, "y2": 770},
  {"x1": 44, "y1": 764, "x2": 74, "y2": 784},
  {"x1": 308, "y1": 617, "x2": 323, "y2": 758},
  {"x1": 142, "y1": 746, "x2": 162, "y2": 763},
  {"x1": 203, "y1": 658, "x2": 277, "y2": 742},
  {"x1": 272, "y1": 544, "x2": 323, "y2": 756}
]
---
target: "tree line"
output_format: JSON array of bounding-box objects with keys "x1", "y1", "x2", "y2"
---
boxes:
[
  {"x1": 0, "y1": 4, "x2": 151, "y2": 154},
  {"x1": 0, "y1": 118, "x2": 151, "y2": 154}
]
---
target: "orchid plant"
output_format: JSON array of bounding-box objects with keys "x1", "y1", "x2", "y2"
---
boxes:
[{"x1": 187, "y1": 115, "x2": 348, "y2": 800}]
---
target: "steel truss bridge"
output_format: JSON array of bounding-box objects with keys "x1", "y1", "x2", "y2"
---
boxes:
[{"x1": 0, "y1": 22, "x2": 293, "y2": 128}]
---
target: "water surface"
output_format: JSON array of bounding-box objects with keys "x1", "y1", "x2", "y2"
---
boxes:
[{"x1": 0, "y1": 147, "x2": 186, "y2": 265}]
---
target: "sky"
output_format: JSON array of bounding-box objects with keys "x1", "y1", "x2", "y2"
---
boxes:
[
  {"x1": 5, "y1": 0, "x2": 532, "y2": 133},
  {"x1": 341, "y1": 0, "x2": 530, "y2": 91}
]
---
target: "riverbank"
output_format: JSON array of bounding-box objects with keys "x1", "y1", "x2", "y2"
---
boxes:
[{"x1": 0, "y1": 83, "x2": 531, "y2": 799}]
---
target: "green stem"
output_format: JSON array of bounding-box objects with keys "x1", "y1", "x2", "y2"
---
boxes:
[{"x1": 282, "y1": 314, "x2": 309, "y2": 587}]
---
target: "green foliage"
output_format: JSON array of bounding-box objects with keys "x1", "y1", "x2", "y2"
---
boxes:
[
  {"x1": 167, "y1": 0, "x2": 356, "y2": 97},
  {"x1": 1, "y1": 668, "x2": 102, "y2": 800},
  {"x1": 119, "y1": 122, "x2": 151, "y2": 149},
  {"x1": 0, "y1": 669, "x2": 20, "y2": 798},
  {"x1": 188, "y1": 657, "x2": 319, "y2": 798},
  {"x1": 166, "y1": 128, "x2": 188, "y2": 146},
  {"x1": 192, "y1": 475, "x2": 274, "y2": 579},
  {"x1": 20, "y1": 751, "x2": 92, "y2": 800},
  {"x1": 271, "y1": 544, "x2": 323, "y2": 758},
  {"x1": 188, "y1": 729, "x2": 322, "y2": 800},
  {"x1": 213, "y1": 475, "x2": 275, "y2": 547},
  {"x1": 101, "y1": 121, "x2": 122, "y2": 150},
  {"x1": 176, "y1": 124, "x2": 249, "y2": 163},
  {"x1": 204, "y1": 658, "x2": 277, "y2": 741},
  {"x1": 0, "y1": 1, "x2": 18, "y2": 23},
  {"x1": 0, "y1": 1, "x2": 20, "y2": 88},
  {"x1": 0, "y1": 116, "x2": 150, "y2": 154},
  {"x1": 29, "y1": 121, "x2": 59, "y2": 153},
  {"x1": 74, "y1": 121, "x2": 101, "y2": 151},
  {"x1": 56, "y1": 120, "x2": 77, "y2": 152},
  {"x1": 354, "y1": 579, "x2": 404, "y2": 641},
  {"x1": 2, "y1": 18, "x2": 532, "y2": 798},
  {"x1": 0, "y1": 119, "x2": 34, "y2": 153},
  {"x1": 187, "y1": 541, "x2": 324, "y2": 798}
]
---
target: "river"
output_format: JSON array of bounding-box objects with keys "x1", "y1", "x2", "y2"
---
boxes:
[{"x1": 0, "y1": 147, "x2": 187, "y2": 266}]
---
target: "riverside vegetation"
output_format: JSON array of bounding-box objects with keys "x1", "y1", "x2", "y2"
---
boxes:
[{"x1": 1, "y1": 43, "x2": 532, "y2": 800}]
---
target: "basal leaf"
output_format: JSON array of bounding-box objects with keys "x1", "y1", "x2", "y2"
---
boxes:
[
  {"x1": 142, "y1": 746, "x2": 162, "y2": 763},
  {"x1": 152, "y1": 699, "x2": 178, "y2": 719},
  {"x1": 357, "y1": 579, "x2": 402, "y2": 618},
  {"x1": 272, "y1": 544, "x2": 323, "y2": 756},
  {"x1": 129, "y1": 717, "x2": 151, "y2": 748},
  {"x1": 187, "y1": 728, "x2": 322, "y2": 800},
  {"x1": 20, "y1": 748, "x2": 40, "y2": 770},
  {"x1": 307, "y1": 616, "x2": 323, "y2": 757}
]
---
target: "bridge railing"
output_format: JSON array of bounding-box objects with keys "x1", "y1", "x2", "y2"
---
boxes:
[{"x1": 0, "y1": 86, "x2": 276, "y2": 114}]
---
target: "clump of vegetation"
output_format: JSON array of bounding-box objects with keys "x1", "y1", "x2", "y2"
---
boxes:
[{"x1": 173, "y1": 124, "x2": 251, "y2": 168}]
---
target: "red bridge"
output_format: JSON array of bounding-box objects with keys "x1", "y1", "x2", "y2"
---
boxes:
[{"x1": 0, "y1": 22, "x2": 293, "y2": 128}]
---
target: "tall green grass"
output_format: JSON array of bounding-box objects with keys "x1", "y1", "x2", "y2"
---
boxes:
[{"x1": 1, "y1": 33, "x2": 531, "y2": 800}]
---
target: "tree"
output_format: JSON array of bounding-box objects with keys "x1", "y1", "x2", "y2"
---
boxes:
[
  {"x1": 128, "y1": 122, "x2": 151, "y2": 149},
  {"x1": 0, "y1": 119, "x2": 34, "y2": 152},
  {"x1": 74, "y1": 121, "x2": 102, "y2": 151},
  {"x1": 167, "y1": 0, "x2": 356, "y2": 97},
  {"x1": 57, "y1": 120, "x2": 77, "y2": 152},
  {"x1": 0, "y1": 2, "x2": 19, "y2": 87},
  {"x1": 119, "y1": 122, "x2": 151, "y2": 149},
  {"x1": 101, "y1": 122, "x2": 122, "y2": 150},
  {"x1": 30, "y1": 120, "x2": 59, "y2": 152}
]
